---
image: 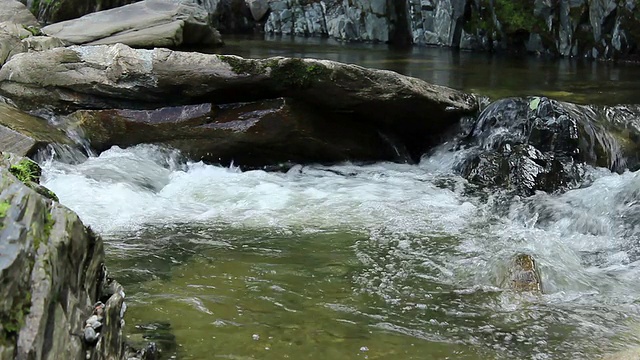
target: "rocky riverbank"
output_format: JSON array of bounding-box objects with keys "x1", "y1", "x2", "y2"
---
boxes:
[{"x1": 0, "y1": 153, "x2": 131, "y2": 360}]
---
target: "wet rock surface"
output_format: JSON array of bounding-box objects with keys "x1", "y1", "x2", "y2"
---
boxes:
[
  {"x1": 455, "y1": 96, "x2": 635, "y2": 196},
  {"x1": 65, "y1": 98, "x2": 404, "y2": 166},
  {"x1": 0, "y1": 155, "x2": 129, "y2": 360},
  {"x1": 0, "y1": 101, "x2": 72, "y2": 157},
  {"x1": 505, "y1": 254, "x2": 542, "y2": 293}
]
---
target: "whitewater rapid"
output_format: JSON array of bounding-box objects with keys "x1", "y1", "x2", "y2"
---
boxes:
[{"x1": 40, "y1": 144, "x2": 640, "y2": 358}]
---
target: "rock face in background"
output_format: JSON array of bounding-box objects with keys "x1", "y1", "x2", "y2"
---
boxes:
[
  {"x1": 65, "y1": 98, "x2": 404, "y2": 166},
  {"x1": 264, "y1": 0, "x2": 404, "y2": 42},
  {"x1": 20, "y1": 0, "x2": 640, "y2": 59},
  {"x1": 41, "y1": 0, "x2": 223, "y2": 47},
  {"x1": 0, "y1": 154, "x2": 128, "y2": 359},
  {"x1": 0, "y1": 44, "x2": 478, "y2": 160},
  {"x1": 196, "y1": 0, "x2": 256, "y2": 33},
  {"x1": 262, "y1": 0, "x2": 640, "y2": 59}
]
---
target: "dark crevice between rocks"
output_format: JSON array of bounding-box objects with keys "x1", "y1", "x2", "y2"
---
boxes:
[
  {"x1": 41, "y1": 300, "x2": 58, "y2": 357},
  {"x1": 388, "y1": 0, "x2": 412, "y2": 48}
]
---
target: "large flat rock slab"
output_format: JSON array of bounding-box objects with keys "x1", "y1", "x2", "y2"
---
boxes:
[
  {"x1": 0, "y1": 43, "x2": 478, "y2": 158},
  {"x1": 41, "y1": 0, "x2": 222, "y2": 47}
]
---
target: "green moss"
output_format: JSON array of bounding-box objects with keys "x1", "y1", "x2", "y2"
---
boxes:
[
  {"x1": 219, "y1": 55, "x2": 265, "y2": 75},
  {"x1": 464, "y1": 3, "x2": 493, "y2": 34},
  {"x1": 22, "y1": 25, "x2": 42, "y2": 36},
  {"x1": 269, "y1": 59, "x2": 331, "y2": 89},
  {"x1": 465, "y1": 0, "x2": 545, "y2": 39},
  {"x1": 9, "y1": 159, "x2": 41, "y2": 184},
  {"x1": 42, "y1": 188, "x2": 58, "y2": 202},
  {"x1": 34, "y1": 210, "x2": 54, "y2": 250},
  {"x1": 493, "y1": 0, "x2": 544, "y2": 34},
  {"x1": 0, "y1": 201, "x2": 9, "y2": 218},
  {"x1": 44, "y1": 210, "x2": 54, "y2": 240},
  {"x1": 0, "y1": 291, "x2": 31, "y2": 343},
  {"x1": 218, "y1": 55, "x2": 330, "y2": 89}
]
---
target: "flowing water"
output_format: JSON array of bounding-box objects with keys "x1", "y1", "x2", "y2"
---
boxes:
[{"x1": 38, "y1": 38, "x2": 640, "y2": 359}]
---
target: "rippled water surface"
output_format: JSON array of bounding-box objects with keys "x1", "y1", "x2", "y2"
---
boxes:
[{"x1": 41, "y1": 144, "x2": 640, "y2": 359}]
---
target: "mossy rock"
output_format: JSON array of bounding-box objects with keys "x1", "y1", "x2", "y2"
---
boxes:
[
  {"x1": 218, "y1": 55, "x2": 332, "y2": 90},
  {"x1": 268, "y1": 59, "x2": 332, "y2": 89},
  {"x1": 8, "y1": 158, "x2": 40, "y2": 184},
  {"x1": 0, "y1": 152, "x2": 59, "y2": 201}
]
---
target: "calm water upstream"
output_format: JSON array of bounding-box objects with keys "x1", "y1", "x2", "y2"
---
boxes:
[
  {"x1": 207, "y1": 35, "x2": 640, "y2": 106},
  {"x1": 40, "y1": 38, "x2": 640, "y2": 359}
]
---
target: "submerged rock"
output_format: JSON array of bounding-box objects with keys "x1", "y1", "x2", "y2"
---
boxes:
[
  {"x1": 0, "y1": 158, "x2": 128, "y2": 359},
  {"x1": 457, "y1": 96, "x2": 632, "y2": 195},
  {"x1": 0, "y1": 101, "x2": 72, "y2": 157},
  {"x1": 0, "y1": 43, "x2": 477, "y2": 160},
  {"x1": 65, "y1": 98, "x2": 403, "y2": 166},
  {"x1": 41, "y1": 0, "x2": 223, "y2": 48},
  {"x1": 506, "y1": 254, "x2": 541, "y2": 293}
]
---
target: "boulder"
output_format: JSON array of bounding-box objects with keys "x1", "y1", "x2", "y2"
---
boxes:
[
  {"x1": 0, "y1": 0, "x2": 38, "y2": 27},
  {"x1": 456, "y1": 96, "x2": 635, "y2": 195},
  {"x1": 21, "y1": 35, "x2": 66, "y2": 52},
  {"x1": 0, "y1": 21, "x2": 64, "y2": 68},
  {"x1": 0, "y1": 156, "x2": 128, "y2": 359},
  {"x1": 0, "y1": 43, "x2": 478, "y2": 159},
  {"x1": 65, "y1": 98, "x2": 403, "y2": 166},
  {"x1": 41, "y1": 0, "x2": 223, "y2": 48},
  {"x1": 0, "y1": 101, "x2": 73, "y2": 157},
  {"x1": 0, "y1": 30, "x2": 25, "y2": 66},
  {"x1": 0, "y1": 22, "x2": 33, "y2": 40}
]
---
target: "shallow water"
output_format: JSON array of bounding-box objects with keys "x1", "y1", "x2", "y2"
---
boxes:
[{"x1": 41, "y1": 144, "x2": 640, "y2": 359}]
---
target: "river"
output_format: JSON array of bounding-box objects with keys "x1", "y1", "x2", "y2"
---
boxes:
[{"x1": 40, "y1": 36, "x2": 640, "y2": 359}]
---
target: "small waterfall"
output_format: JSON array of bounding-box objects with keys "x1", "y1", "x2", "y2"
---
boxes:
[{"x1": 34, "y1": 143, "x2": 88, "y2": 165}]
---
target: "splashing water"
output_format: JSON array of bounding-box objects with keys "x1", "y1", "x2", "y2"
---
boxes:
[{"x1": 41, "y1": 144, "x2": 640, "y2": 359}]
